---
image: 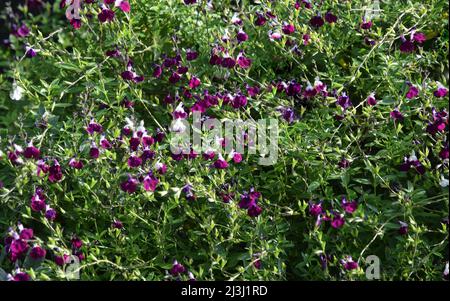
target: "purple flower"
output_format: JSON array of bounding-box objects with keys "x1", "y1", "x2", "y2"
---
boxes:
[
  {"x1": 337, "y1": 92, "x2": 352, "y2": 109},
  {"x1": 219, "y1": 55, "x2": 235, "y2": 68},
  {"x1": 31, "y1": 196, "x2": 46, "y2": 212},
  {"x1": 314, "y1": 77, "x2": 326, "y2": 93},
  {"x1": 209, "y1": 52, "x2": 222, "y2": 65},
  {"x1": 231, "y1": 13, "x2": 243, "y2": 26},
  {"x1": 116, "y1": 0, "x2": 131, "y2": 13},
  {"x1": 69, "y1": 158, "x2": 84, "y2": 169},
  {"x1": 341, "y1": 256, "x2": 358, "y2": 270},
  {"x1": 266, "y1": 11, "x2": 276, "y2": 19},
  {"x1": 106, "y1": 48, "x2": 121, "y2": 58},
  {"x1": 31, "y1": 191, "x2": 46, "y2": 212},
  {"x1": 13, "y1": 272, "x2": 31, "y2": 281},
  {"x1": 112, "y1": 220, "x2": 124, "y2": 229},
  {"x1": 310, "y1": 15, "x2": 324, "y2": 28},
  {"x1": 170, "y1": 260, "x2": 186, "y2": 276},
  {"x1": 142, "y1": 135, "x2": 154, "y2": 147},
  {"x1": 182, "y1": 184, "x2": 196, "y2": 201},
  {"x1": 254, "y1": 13, "x2": 267, "y2": 26},
  {"x1": 30, "y1": 246, "x2": 46, "y2": 259},
  {"x1": 151, "y1": 65, "x2": 163, "y2": 79},
  {"x1": 426, "y1": 108, "x2": 447, "y2": 135},
  {"x1": 237, "y1": 53, "x2": 251, "y2": 69},
  {"x1": 143, "y1": 173, "x2": 159, "y2": 192},
  {"x1": 19, "y1": 225, "x2": 34, "y2": 240},
  {"x1": 177, "y1": 66, "x2": 188, "y2": 74},
  {"x1": 398, "y1": 221, "x2": 408, "y2": 235},
  {"x1": 24, "y1": 142, "x2": 40, "y2": 160},
  {"x1": 341, "y1": 197, "x2": 358, "y2": 214},
  {"x1": 100, "y1": 136, "x2": 112, "y2": 149},
  {"x1": 406, "y1": 85, "x2": 419, "y2": 99},
  {"x1": 129, "y1": 135, "x2": 140, "y2": 151},
  {"x1": 8, "y1": 150, "x2": 23, "y2": 166},
  {"x1": 248, "y1": 203, "x2": 263, "y2": 217},
  {"x1": 439, "y1": 146, "x2": 449, "y2": 160},
  {"x1": 338, "y1": 157, "x2": 350, "y2": 169},
  {"x1": 127, "y1": 155, "x2": 142, "y2": 168},
  {"x1": 303, "y1": 34, "x2": 311, "y2": 45},
  {"x1": 141, "y1": 148, "x2": 155, "y2": 163},
  {"x1": 169, "y1": 72, "x2": 181, "y2": 84},
  {"x1": 163, "y1": 56, "x2": 177, "y2": 68},
  {"x1": 120, "y1": 176, "x2": 139, "y2": 194},
  {"x1": 171, "y1": 153, "x2": 184, "y2": 161},
  {"x1": 55, "y1": 255, "x2": 67, "y2": 266},
  {"x1": 390, "y1": 108, "x2": 404, "y2": 121},
  {"x1": 366, "y1": 93, "x2": 377, "y2": 106},
  {"x1": 236, "y1": 29, "x2": 249, "y2": 42},
  {"x1": 269, "y1": 31, "x2": 283, "y2": 42},
  {"x1": 364, "y1": 37, "x2": 376, "y2": 46},
  {"x1": 98, "y1": 8, "x2": 115, "y2": 23},
  {"x1": 360, "y1": 20, "x2": 373, "y2": 30},
  {"x1": 203, "y1": 150, "x2": 215, "y2": 161},
  {"x1": 48, "y1": 160, "x2": 63, "y2": 183},
  {"x1": 71, "y1": 236, "x2": 83, "y2": 249},
  {"x1": 213, "y1": 154, "x2": 229, "y2": 169},
  {"x1": 434, "y1": 83, "x2": 448, "y2": 98},
  {"x1": 186, "y1": 49, "x2": 198, "y2": 61},
  {"x1": 282, "y1": 23, "x2": 295, "y2": 35},
  {"x1": 399, "y1": 152, "x2": 425, "y2": 175},
  {"x1": 90, "y1": 143, "x2": 100, "y2": 159},
  {"x1": 133, "y1": 75, "x2": 145, "y2": 84},
  {"x1": 231, "y1": 93, "x2": 247, "y2": 108},
  {"x1": 173, "y1": 103, "x2": 188, "y2": 119},
  {"x1": 9, "y1": 239, "x2": 29, "y2": 260},
  {"x1": 25, "y1": 46, "x2": 37, "y2": 58},
  {"x1": 239, "y1": 188, "x2": 261, "y2": 210},
  {"x1": 121, "y1": 70, "x2": 135, "y2": 81},
  {"x1": 70, "y1": 19, "x2": 82, "y2": 30},
  {"x1": 412, "y1": 32, "x2": 426, "y2": 44},
  {"x1": 15, "y1": 24, "x2": 30, "y2": 38},
  {"x1": 319, "y1": 254, "x2": 333, "y2": 270},
  {"x1": 303, "y1": 83, "x2": 317, "y2": 98},
  {"x1": 155, "y1": 162, "x2": 167, "y2": 174},
  {"x1": 400, "y1": 39, "x2": 415, "y2": 53},
  {"x1": 286, "y1": 81, "x2": 302, "y2": 96},
  {"x1": 309, "y1": 201, "x2": 323, "y2": 216},
  {"x1": 35, "y1": 159, "x2": 49, "y2": 177},
  {"x1": 277, "y1": 106, "x2": 296, "y2": 124},
  {"x1": 86, "y1": 120, "x2": 103, "y2": 135},
  {"x1": 189, "y1": 76, "x2": 201, "y2": 89},
  {"x1": 325, "y1": 11, "x2": 337, "y2": 23},
  {"x1": 45, "y1": 206, "x2": 57, "y2": 221},
  {"x1": 331, "y1": 213, "x2": 345, "y2": 229},
  {"x1": 246, "y1": 85, "x2": 260, "y2": 97},
  {"x1": 345, "y1": 261, "x2": 358, "y2": 270}
]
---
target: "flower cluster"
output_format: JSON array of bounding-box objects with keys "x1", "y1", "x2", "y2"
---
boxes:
[
  {"x1": 30, "y1": 188, "x2": 57, "y2": 221},
  {"x1": 239, "y1": 188, "x2": 263, "y2": 217},
  {"x1": 166, "y1": 259, "x2": 196, "y2": 281},
  {"x1": 309, "y1": 197, "x2": 358, "y2": 229}
]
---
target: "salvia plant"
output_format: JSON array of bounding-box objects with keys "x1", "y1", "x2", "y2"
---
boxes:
[{"x1": 0, "y1": 0, "x2": 448, "y2": 281}]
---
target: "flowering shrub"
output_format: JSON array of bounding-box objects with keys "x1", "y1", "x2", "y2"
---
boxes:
[{"x1": 0, "y1": 0, "x2": 448, "y2": 281}]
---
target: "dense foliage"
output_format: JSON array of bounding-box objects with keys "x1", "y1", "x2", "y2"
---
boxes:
[{"x1": 0, "y1": 0, "x2": 448, "y2": 281}]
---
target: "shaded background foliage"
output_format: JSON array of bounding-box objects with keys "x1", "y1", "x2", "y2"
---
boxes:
[{"x1": 0, "y1": 0, "x2": 448, "y2": 280}]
